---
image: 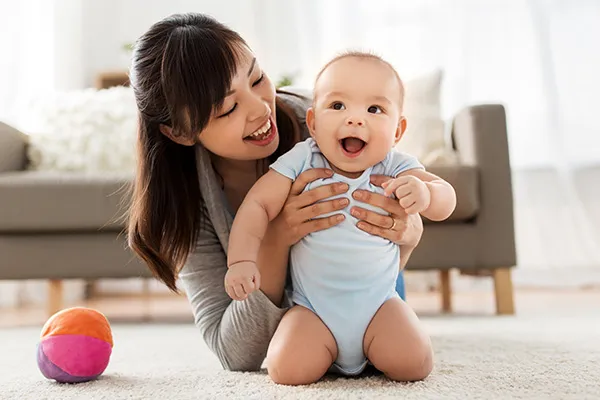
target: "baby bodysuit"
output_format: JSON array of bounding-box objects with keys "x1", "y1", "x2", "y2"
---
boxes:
[{"x1": 270, "y1": 137, "x2": 423, "y2": 375}]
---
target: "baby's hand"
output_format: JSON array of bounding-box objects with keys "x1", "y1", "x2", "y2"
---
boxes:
[
  {"x1": 382, "y1": 175, "x2": 431, "y2": 215},
  {"x1": 224, "y1": 261, "x2": 261, "y2": 301}
]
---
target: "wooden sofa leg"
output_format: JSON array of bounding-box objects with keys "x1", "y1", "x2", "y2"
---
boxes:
[
  {"x1": 84, "y1": 280, "x2": 98, "y2": 300},
  {"x1": 493, "y1": 268, "x2": 515, "y2": 315},
  {"x1": 48, "y1": 280, "x2": 64, "y2": 317},
  {"x1": 440, "y1": 270, "x2": 452, "y2": 313}
]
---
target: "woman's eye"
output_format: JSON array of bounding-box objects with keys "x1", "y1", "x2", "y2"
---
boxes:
[
  {"x1": 368, "y1": 105, "x2": 383, "y2": 114},
  {"x1": 218, "y1": 103, "x2": 237, "y2": 118},
  {"x1": 252, "y1": 73, "x2": 264, "y2": 87},
  {"x1": 331, "y1": 102, "x2": 345, "y2": 110}
]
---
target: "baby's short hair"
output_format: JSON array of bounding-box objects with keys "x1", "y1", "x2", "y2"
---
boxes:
[{"x1": 314, "y1": 50, "x2": 405, "y2": 109}]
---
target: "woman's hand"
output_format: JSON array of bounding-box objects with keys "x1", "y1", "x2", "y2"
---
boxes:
[
  {"x1": 270, "y1": 168, "x2": 349, "y2": 246},
  {"x1": 349, "y1": 175, "x2": 424, "y2": 248}
]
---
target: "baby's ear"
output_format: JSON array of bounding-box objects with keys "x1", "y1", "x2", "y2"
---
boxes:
[
  {"x1": 394, "y1": 117, "x2": 407, "y2": 145},
  {"x1": 306, "y1": 108, "x2": 317, "y2": 139}
]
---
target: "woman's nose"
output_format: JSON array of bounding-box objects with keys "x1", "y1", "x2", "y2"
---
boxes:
[
  {"x1": 250, "y1": 104, "x2": 269, "y2": 122},
  {"x1": 249, "y1": 99, "x2": 270, "y2": 122},
  {"x1": 244, "y1": 88, "x2": 268, "y2": 120}
]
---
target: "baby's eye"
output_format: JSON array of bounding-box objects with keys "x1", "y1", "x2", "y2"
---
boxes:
[
  {"x1": 368, "y1": 105, "x2": 383, "y2": 114},
  {"x1": 331, "y1": 102, "x2": 345, "y2": 110}
]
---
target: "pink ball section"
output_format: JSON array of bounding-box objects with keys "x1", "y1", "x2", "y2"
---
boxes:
[{"x1": 36, "y1": 307, "x2": 114, "y2": 383}]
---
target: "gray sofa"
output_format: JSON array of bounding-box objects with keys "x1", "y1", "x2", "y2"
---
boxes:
[{"x1": 0, "y1": 104, "x2": 516, "y2": 316}]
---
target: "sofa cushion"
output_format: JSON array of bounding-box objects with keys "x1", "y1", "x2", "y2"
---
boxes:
[
  {"x1": 425, "y1": 165, "x2": 479, "y2": 222},
  {"x1": 0, "y1": 171, "x2": 130, "y2": 232}
]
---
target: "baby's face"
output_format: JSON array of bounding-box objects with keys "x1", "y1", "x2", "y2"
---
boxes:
[{"x1": 307, "y1": 57, "x2": 405, "y2": 177}]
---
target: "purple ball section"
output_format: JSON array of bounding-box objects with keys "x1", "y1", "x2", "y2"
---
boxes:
[{"x1": 37, "y1": 344, "x2": 101, "y2": 383}]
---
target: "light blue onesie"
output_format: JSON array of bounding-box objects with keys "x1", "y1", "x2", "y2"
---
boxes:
[{"x1": 270, "y1": 138, "x2": 424, "y2": 375}]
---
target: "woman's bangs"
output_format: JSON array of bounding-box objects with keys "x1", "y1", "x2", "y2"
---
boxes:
[{"x1": 161, "y1": 26, "x2": 246, "y2": 135}]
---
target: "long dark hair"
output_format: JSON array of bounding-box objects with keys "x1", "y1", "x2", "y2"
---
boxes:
[{"x1": 127, "y1": 13, "x2": 301, "y2": 291}]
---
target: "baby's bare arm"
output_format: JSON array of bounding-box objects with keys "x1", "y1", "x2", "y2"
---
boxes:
[{"x1": 228, "y1": 170, "x2": 293, "y2": 267}]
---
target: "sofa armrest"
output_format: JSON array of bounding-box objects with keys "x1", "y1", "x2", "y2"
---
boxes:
[
  {"x1": 451, "y1": 104, "x2": 517, "y2": 268},
  {"x1": 0, "y1": 122, "x2": 28, "y2": 173}
]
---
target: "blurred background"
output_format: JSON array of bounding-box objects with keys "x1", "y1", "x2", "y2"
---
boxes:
[{"x1": 1, "y1": 0, "x2": 599, "y2": 322}]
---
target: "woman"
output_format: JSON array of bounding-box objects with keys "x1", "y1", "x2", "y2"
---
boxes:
[{"x1": 127, "y1": 13, "x2": 431, "y2": 381}]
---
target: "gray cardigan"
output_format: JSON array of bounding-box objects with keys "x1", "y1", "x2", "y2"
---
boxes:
[{"x1": 178, "y1": 89, "x2": 311, "y2": 371}]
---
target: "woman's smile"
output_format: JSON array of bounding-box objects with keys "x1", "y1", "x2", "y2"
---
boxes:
[{"x1": 243, "y1": 115, "x2": 278, "y2": 147}]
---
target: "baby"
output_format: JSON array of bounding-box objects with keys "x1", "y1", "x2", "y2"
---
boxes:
[{"x1": 225, "y1": 52, "x2": 456, "y2": 379}]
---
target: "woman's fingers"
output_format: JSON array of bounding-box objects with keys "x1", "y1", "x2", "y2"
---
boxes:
[
  {"x1": 357, "y1": 210, "x2": 424, "y2": 247},
  {"x1": 356, "y1": 220, "x2": 404, "y2": 243},
  {"x1": 290, "y1": 197, "x2": 349, "y2": 225},
  {"x1": 289, "y1": 168, "x2": 333, "y2": 196},
  {"x1": 369, "y1": 174, "x2": 392, "y2": 188},
  {"x1": 302, "y1": 214, "x2": 345, "y2": 236},
  {"x1": 293, "y1": 182, "x2": 349, "y2": 209},
  {"x1": 275, "y1": 168, "x2": 348, "y2": 245},
  {"x1": 352, "y1": 189, "x2": 405, "y2": 215},
  {"x1": 351, "y1": 206, "x2": 405, "y2": 230}
]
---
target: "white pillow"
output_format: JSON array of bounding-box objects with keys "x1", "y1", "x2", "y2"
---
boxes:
[
  {"x1": 25, "y1": 86, "x2": 137, "y2": 172},
  {"x1": 396, "y1": 70, "x2": 458, "y2": 166}
]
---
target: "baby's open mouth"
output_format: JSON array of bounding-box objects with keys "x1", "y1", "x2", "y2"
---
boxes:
[{"x1": 340, "y1": 137, "x2": 366, "y2": 156}]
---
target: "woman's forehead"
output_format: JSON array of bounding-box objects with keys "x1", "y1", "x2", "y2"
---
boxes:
[{"x1": 232, "y1": 46, "x2": 257, "y2": 76}]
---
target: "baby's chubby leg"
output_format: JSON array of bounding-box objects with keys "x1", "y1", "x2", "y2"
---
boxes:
[
  {"x1": 363, "y1": 297, "x2": 433, "y2": 381},
  {"x1": 266, "y1": 306, "x2": 337, "y2": 385}
]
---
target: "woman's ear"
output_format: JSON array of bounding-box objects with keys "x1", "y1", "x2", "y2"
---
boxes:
[
  {"x1": 306, "y1": 108, "x2": 316, "y2": 139},
  {"x1": 159, "y1": 124, "x2": 195, "y2": 146},
  {"x1": 394, "y1": 117, "x2": 407, "y2": 145}
]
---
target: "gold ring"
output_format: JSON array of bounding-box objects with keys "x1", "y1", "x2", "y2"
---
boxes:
[{"x1": 390, "y1": 218, "x2": 397, "y2": 230}]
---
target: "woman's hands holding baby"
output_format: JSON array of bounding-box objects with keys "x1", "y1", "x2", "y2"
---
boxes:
[
  {"x1": 271, "y1": 168, "x2": 349, "y2": 246},
  {"x1": 350, "y1": 175, "x2": 424, "y2": 248},
  {"x1": 224, "y1": 261, "x2": 261, "y2": 301},
  {"x1": 265, "y1": 170, "x2": 425, "y2": 266}
]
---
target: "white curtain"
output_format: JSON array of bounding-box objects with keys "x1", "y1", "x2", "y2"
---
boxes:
[{"x1": 0, "y1": 0, "x2": 54, "y2": 127}]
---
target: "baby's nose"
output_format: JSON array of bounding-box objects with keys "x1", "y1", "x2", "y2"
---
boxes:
[{"x1": 345, "y1": 116, "x2": 364, "y2": 126}]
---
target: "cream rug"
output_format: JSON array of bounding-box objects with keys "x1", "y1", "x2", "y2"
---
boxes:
[{"x1": 1, "y1": 313, "x2": 599, "y2": 399}]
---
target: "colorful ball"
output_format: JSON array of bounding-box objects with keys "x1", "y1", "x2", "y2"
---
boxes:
[{"x1": 37, "y1": 307, "x2": 113, "y2": 383}]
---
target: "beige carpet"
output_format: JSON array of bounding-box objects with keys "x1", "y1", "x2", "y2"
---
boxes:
[{"x1": 1, "y1": 312, "x2": 599, "y2": 399}]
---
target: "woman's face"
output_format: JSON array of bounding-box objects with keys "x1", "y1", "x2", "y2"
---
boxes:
[{"x1": 197, "y1": 47, "x2": 279, "y2": 161}]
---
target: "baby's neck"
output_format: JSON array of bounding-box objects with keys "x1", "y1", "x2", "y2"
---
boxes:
[{"x1": 329, "y1": 163, "x2": 364, "y2": 179}]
